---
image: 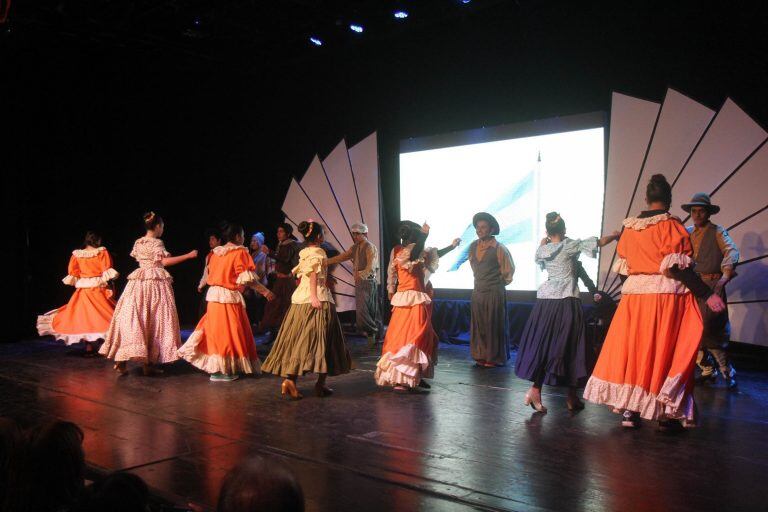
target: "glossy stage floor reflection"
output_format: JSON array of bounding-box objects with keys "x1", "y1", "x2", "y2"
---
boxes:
[{"x1": 1, "y1": 337, "x2": 767, "y2": 512}]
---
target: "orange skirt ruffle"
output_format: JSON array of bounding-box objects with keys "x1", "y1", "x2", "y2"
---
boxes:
[
  {"x1": 375, "y1": 303, "x2": 437, "y2": 387},
  {"x1": 37, "y1": 288, "x2": 116, "y2": 345},
  {"x1": 583, "y1": 293, "x2": 703, "y2": 420},
  {"x1": 178, "y1": 302, "x2": 261, "y2": 375}
]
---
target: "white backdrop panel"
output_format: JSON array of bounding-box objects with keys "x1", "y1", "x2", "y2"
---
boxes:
[
  {"x1": 599, "y1": 92, "x2": 661, "y2": 289},
  {"x1": 322, "y1": 140, "x2": 361, "y2": 238},
  {"x1": 729, "y1": 303, "x2": 768, "y2": 347},
  {"x1": 348, "y1": 133, "x2": 382, "y2": 270},
  {"x1": 727, "y1": 209, "x2": 768, "y2": 305},
  {"x1": 671, "y1": 99, "x2": 767, "y2": 219},
  {"x1": 628, "y1": 89, "x2": 715, "y2": 216},
  {"x1": 281, "y1": 178, "x2": 356, "y2": 311},
  {"x1": 708, "y1": 143, "x2": 768, "y2": 230},
  {"x1": 299, "y1": 156, "x2": 356, "y2": 253}
]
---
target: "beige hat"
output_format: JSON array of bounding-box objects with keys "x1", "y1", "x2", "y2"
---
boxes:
[{"x1": 351, "y1": 222, "x2": 368, "y2": 234}]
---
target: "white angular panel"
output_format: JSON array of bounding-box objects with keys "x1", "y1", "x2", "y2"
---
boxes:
[
  {"x1": 599, "y1": 92, "x2": 661, "y2": 290},
  {"x1": 298, "y1": 156, "x2": 355, "y2": 252},
  {"x1": 729, "y1": 302, "x2": 768, "y2": 346},
  {"x1": 281, "y1": 178, "x2": 357, "y2": 312},
  {"x1": 727, "y1": 208, "x2": 768, "y2": 305},
  {"x1": 671, "y1": 99, "x2": 767, "y2": 219},
  {"x1": 348, "y1": 133, "x2": 382, "y2": 264},
  {"x1": 322, "y1": 140, "x2": 361, "y2": 236},
  {"x1": 627, "y1": 88, "x2": 715, "y2": 216},
  {"x1": 708, "y1": 143, "x2": 768, "y2": 230}
]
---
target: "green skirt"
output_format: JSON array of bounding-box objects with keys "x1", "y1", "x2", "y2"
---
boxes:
[{"x1": 262, "y1": 301, "x2": 352, "y2": 377}]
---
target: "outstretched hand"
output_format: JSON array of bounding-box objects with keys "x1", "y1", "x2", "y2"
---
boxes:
[
  {"x1": 706, "y1": 293, "x2": 726, "y2": 313},
  {"x1": 421, "y1": 222, "x2": 430, "y2": 234},
  {"x1": 187, "y1": 249, "x2": 199, "y2": 259},
  {"x1": 451, "y1": 237, "x2": 462, "y2": 247}
]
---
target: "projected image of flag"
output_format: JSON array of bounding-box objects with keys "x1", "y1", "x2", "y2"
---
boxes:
[
  {"x1": 447, "y1": 170, "x2": 536, "y2": 272},
  {"x1": 399, "y1": 125, "x2": 605, "y2": 291}
]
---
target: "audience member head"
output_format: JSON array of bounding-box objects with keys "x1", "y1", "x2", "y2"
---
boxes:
[
  {"x1": 83, "y1": 472, "x2": 151, "y2": 512},
  {"x1": 0, "y1": 418, "x2": 25, "y2": 509},
  {"x1": 217, "y1": 456, "x2": 304, "y2": 512},
  {"x1": 27, "y1": 420, "x2": 86, "y2": 512}
]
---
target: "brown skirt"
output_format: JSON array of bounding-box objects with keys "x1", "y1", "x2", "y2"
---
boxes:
[
  {"x1": 260, "y1": 276, "x2": 296, "y2": 329},
  {"x1": 262, "y1": 302, "x2": 352, "y2": 378}
]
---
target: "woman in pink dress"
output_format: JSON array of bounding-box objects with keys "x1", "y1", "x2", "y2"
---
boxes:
[{"x1": 100, "y1": 212, "x2": 198, "y2": 376}]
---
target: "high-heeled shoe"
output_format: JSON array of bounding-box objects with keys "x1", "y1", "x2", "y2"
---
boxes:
[
  {"x1": 524, "y1": 390, "x2": 547, "y2": 413},
  {"x1": 113, "y1": 362, "x2": 128, "y2": 375},
  {"x1": 281, "y1": 380, "x2": 303, "y2": 400},
  {"x1": 566, "y1": 397, "x2": 585, "y2": 411},
  {"x1": 315, "y1": 384, "x2": 334, "y2": 397}
]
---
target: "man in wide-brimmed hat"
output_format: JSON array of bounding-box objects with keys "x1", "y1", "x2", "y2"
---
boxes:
[
  {"x1": 326, "y1": 222, "x2": 383, "y2": 348},
  {"x1": 682, "y1": 192, "x2": 739, "y2": 388},
  {"x1": 468, "y1": 212, "x2": 515, "y2": 367}
]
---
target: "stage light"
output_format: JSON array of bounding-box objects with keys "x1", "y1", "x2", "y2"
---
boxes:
[
  {"x1": 349, "y1": 24, "x2": 364, "y2": 33},
  {"x1": 394, "y1": 11, "x2": 409, "y2": 19},
  {"x1": 193, "y1": 17, "x2": 201, "y2": 26},
  {"x1": 309, "y1": 36, "x2": 323, "y2": 46},
  {"x1": 461, "y1": 0, "x2": 471, "y2": 4}
]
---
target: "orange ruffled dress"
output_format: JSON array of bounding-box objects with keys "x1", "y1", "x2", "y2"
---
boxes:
[
  {"x1": 583, "y1": 213, "x2": 703, "y2": 421},
  {"x1": 37, "y1": 247, "x2": 119, "y2": 345},
  {"x1": 178, "y1": 244, "x2": 261, "y2": 375},
  {"x1": 375, "y1": 244, "x2": 439, "y2": 388}
]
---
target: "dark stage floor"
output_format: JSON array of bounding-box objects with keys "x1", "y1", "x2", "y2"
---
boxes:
[{"x1": 1, "y1": 336, "x2": 767, "y2": 512}]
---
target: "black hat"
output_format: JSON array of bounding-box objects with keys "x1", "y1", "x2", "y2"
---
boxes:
[
  {"x1": 681, "y1": 192, "x2": 720, "y2": 214},
  {"x1": 472, "y1": 212, "x2": 500, "y2": 236}
]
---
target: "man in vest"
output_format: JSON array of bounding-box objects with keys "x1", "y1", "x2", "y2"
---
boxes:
[
  {"x1": 327, "y1": 223, "x2": 383, "y2": 348},
  {"x1": 682, "y1": 193, "x2": 739, "y2": 388}
]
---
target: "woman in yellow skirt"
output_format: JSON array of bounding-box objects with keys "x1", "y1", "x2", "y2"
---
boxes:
[{"x1": 262, "y1": 221, "x2": 352, "y2": 399}]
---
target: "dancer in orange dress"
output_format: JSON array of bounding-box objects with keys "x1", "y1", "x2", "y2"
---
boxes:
[
  {"x1": 100, "y1": 212, "x2": 198, "y2": 376},
  {"x1": 375, "y1": 221, "x2": 438, "y2": 392},
  {"x1": 583, "y1": 175, "x2": 726, "y2": 428},
  {"x1": 37, "y1": 231, "x2": 119, "y2": 355},
  {"x1": 179, "y1": 223, "x2": 275, "y2": 382}
]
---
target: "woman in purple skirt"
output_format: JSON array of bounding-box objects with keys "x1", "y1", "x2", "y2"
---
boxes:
[{"x1": 514, "y1": 212, "x2": 618, "y2": 412}]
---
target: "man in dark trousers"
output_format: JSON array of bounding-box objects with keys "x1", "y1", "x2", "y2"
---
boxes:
[{"x1": 682, "y1": 193, "x2": 740, "y2": 388}]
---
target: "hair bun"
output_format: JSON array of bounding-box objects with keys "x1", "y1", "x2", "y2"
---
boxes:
[
  {"x1": 143, "y1": 211, "x2": 155, "y2": 221},
  {"x1": 545, "y1": 211, "x2": 560, "y2": 223},
  {"x1": 297, "y1": 221, "x2": 311, "y2": 237},
  {"x1": 650, "y1": 174, "x2": 668, "y2": 185}
]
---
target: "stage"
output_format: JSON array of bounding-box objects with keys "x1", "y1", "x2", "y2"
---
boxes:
[{"x1": 1, "y1": 336, "x2": 767, "y2": 512}]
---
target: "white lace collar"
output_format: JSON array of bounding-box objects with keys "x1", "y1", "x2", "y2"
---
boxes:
[
  {"x1": 622, "y1": 213, "x2": 672, "y2": 231},
  {"x1": 212, "y1": 244, "x2": 247, "y2": 256},
  {"x1": 72, "y1": 247, "x2": 105, "y2": 258}
]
